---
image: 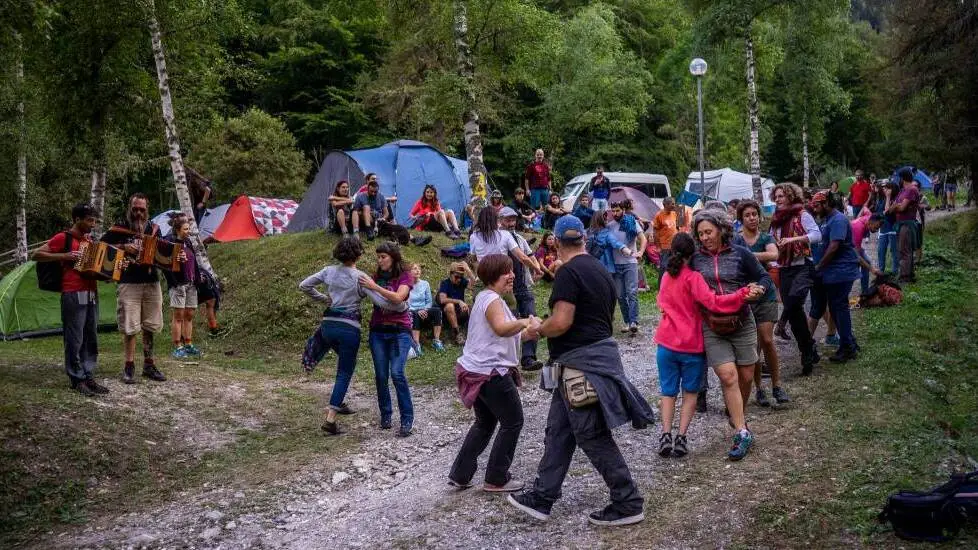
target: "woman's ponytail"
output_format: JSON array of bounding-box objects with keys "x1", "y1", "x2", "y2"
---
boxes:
[{"x1": 666, "y1": 233, "x2": 696, "y2": 278}]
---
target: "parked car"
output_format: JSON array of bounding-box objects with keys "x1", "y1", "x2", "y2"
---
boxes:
[{"x1": 560, "y1": 172, "x2": 671, "y2": 211}]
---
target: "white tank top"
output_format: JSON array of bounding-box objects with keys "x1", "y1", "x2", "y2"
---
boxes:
[{"x1": 457, "y1": 290, "x2": 520, "y2": 375}]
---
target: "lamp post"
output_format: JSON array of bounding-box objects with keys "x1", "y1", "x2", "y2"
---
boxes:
[{"x1": 689, "y1": 58, "x2": 708, "y2": 197}]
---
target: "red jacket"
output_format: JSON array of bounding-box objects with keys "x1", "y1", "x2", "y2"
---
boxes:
[{"x1": 654, "y1": 265, "x2": 749, "y2": 354}]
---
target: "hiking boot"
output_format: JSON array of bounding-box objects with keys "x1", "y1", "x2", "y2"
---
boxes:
[
  {"x1": 122, "y1": 363, "x2": 136, "y2": 384},
  {"x1": 455, "y1": 331, "x2": 466, "y2": 346},
  {"x1": 410, "y1": 235, "x2": 432, "y2": 247},
  {"x1": 432, "y1": 339, "x2": 445, "y2": 352},
  {"x1": 772, "y1": 386, "x2": 791, "y2": 404},
  {"x1": 171, "y1": 346, "x2": 189, "y2": 359},
  {"x1": 380, "y1": 417, "x2": 393, "y2": 430},
  {"x1": 774, "y1": 324, "x2": 791, "y2": 340},
  {"x1": 396, "y1": 424, "x2": 413, "y2": 438},
  {"x1": 483, "y1": 479, "x2": 524, "y2": 493},
  {"x1": 755, "y1": 389, "x2": 771, "y2": 407},
  {"x1": 727, "y1": 430, "x2": 754, "y2": 461},
  {"x1": 696, "y1": 390, "x2": 707, "y2": 413},
  {"x1": 507, "y1": 491, "x2": 552, "y2": 521},
  {"x1": 628, "y1": 323, "x2": 639, "y2": 335},
  {"x1": 142, "y1": 363, "x2": 167, "y2": 382},
  {"x1": 321, "y1": 420, "x2": 342, "y2": 436},
  {"x1": 824, "y1": 334, "x2": 841, "y2": 347},
  {"x1": 87, "y1": 379, "x2": 110, "y2": 395},
  {"x1": 672, "y1": 434, "x2": 689, "y2": 458},
  {"x1": 829, "y1": 345, "x2": 858, "y2": 363},
  {"x1": 521, "y1": 357, "x2": 544, "y2": 371},
  {"x1": 335, "y1": 403, "x2": 354, "y2": 415},
  {"x1": 658, "y1": 432, "x2": 673, "y2": 457},
  {"x1": 74, "y1": 380, "x2": 97, "y2": 397},
  {"x1": 587, "y1": 505, "x2": 645, "y2": 527}
]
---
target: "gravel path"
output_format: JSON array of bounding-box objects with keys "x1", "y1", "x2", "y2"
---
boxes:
[{"x1": 44, "y1": 207, "x2": 971, "y2": 550}]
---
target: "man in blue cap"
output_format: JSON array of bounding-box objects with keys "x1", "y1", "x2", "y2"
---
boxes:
[{"x1": 508, "y1": 215, "x2": 654, "y2": 527}]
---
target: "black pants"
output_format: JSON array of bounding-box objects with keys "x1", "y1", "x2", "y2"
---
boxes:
[
  {"x1": 513, "y1": 289, "x2": 537, "y2": 362},
  {"x1": 530, "y1": 390, "x2": 643, "y2": 514},
  {"x1": 449, "y1": 374, "x2": 524, "y2": 486},
  {"x1": 779, "y1": 264, "x2": 815, "y2": 358},
  {"x1": 61, "y1": 291, "x2": 99, "y2": 384}
]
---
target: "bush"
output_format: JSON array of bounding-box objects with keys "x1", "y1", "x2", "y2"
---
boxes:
[{"x1": 188, "y1": 108, "x2": 310, "y2": 199}]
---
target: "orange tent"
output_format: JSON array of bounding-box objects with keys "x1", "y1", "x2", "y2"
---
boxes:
[{"x1": 211, "y1": 196, "x2": 299, "y2": 243}]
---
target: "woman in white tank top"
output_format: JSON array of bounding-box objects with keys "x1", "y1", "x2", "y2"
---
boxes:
[{"x1": 449, "y1": 254, "x2": 541, "y2": 493}]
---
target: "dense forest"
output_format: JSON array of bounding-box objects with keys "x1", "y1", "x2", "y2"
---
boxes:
[{"x1": 1, "y1": 0, "x2": 976, "y2": 252}]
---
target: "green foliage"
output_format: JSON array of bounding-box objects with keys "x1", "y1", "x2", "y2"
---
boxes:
[{"x1": 188, "y1": 108, "x2": 310, "y2": 199}]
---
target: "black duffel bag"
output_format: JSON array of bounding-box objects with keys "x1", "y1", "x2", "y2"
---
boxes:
[{"x1": 879, "y1": 470, "x2": 978, "y2": 542}]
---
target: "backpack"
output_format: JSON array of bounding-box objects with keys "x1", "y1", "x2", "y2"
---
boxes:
[
  {"x1": 36, "y1": 232, "x2": 72, "y2": 292},
  {"x1": 585, "y1": 233, "x2": 603, "y2": 258},
  {"x1": 879, "y1": 470, "x2": 978, "y2": 542},
  {"x1": 440, "y1": 242, "x2": 470, "y2": 258}
]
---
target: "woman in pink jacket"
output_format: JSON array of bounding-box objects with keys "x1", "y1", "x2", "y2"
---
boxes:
[{"x1": 654, "y1": 233, "x2": 763, "y2": 457}]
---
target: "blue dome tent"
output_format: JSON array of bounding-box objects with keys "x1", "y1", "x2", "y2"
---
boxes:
[
  {"x1": 287, "y1": 140, "x2": 470, "y2": 232},
  {"x1": 890, "y1": 166, "x2": 932, "y2": 190}
]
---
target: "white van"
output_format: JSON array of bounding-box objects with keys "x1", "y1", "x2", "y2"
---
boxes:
[{"x1": 561, "y1": 172, "x2": 671, "y2": 211}]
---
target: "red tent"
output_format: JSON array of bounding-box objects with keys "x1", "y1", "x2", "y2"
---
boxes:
[{"x1": 211, "y1": 196, "x2": 299, "y2": 243}]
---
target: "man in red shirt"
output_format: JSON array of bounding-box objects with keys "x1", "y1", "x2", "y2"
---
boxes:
[
  {"x1": 523, "y1": 148, "x2": 552, "y2": 210},
  {"x1": 848, "y1": 169, "x2": 872, "y2": 218},
  {"x1": 32, "y1": 203, "x2": 109, "y2": 396}
]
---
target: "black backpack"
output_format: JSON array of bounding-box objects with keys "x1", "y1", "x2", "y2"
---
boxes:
[
  {"x1": 879, "y1": 470, "x2": 978, "y2": 542},
  {"x1": 36, "y1": 232, "x2": 72, "y2": 292}
]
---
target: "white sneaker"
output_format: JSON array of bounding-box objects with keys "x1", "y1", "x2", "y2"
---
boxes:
[{"x1": 407, "y1": 347, "x2": 418, "y2": 360}]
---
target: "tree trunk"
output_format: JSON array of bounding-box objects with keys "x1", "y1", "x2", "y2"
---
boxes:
[
  {"x1": 802, "y1": 122, "x2": 810, "y2": 187},
  {"x1": 145, "y1": 0, "x2": 215, "y2": 275},
  {"x1": 14, "y1": 32, "x2": 28, "y2": 266},
  {"x1": 89, "y1": 166, "x2": 107, "y2": 239},
  {"x1": 745, "y1": 29, "x2": 763, "y2": 202},
  {"x1": 453, "y1": 1, "x2": 488, "y2": 197}
]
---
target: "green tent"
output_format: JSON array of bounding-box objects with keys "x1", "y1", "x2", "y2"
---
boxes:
[{"x1": 0, "y1": 261, "x2": 117, "y2": 340}]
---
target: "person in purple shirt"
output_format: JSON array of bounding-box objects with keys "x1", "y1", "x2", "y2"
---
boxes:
[
  {"x1": 358, "y1": 242, "x2": 416, "y2": 437},
  {"x1": 886, "y1": 170, "x2": 922, "y2": 282}
]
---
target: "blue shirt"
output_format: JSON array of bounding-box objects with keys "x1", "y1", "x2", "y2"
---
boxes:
[
  {"x1": 438, "y1": 277, "x2": 468, "y2": 302},
  {"x1": 408, "y1": 279, "x2": 433, "y2": 311},
  {"x1": 353, "y1": 191, "x2": 387, "y2": 217},
  {"x1": 818, "y1": 210, "x2": 860, "y2": 284}
]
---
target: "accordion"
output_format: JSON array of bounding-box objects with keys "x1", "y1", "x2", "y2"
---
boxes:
[
  {"x1": 74, "y1": 242, "x2": 125, "y2": 281},
  {"x1": 135, "y1": 236, "x2": 183, "y2": 271}
]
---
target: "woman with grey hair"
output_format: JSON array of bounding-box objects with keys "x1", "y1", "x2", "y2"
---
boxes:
[{"x1": 689, "y1": 209, "x2": 774, "y2": 461}]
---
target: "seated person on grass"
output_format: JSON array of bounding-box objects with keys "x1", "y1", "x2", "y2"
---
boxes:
[
  {"x1": 408, "y1": 184, "x2": 463, "y2": 239},
  {"x1": 407, "y1": 263, "x2": 445, "y2": 356},
  {"x1": 438, "y1": 261, "x2": 476, "y2": 346},
  {"x1": 328, "y1": 180, "x2": 355, "y2": 235}
]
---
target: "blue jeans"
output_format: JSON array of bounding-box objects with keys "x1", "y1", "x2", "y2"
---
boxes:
[
  {"x1": 369, "y1": 330, "x2": 415, "y2": 426},
  {"x1": 530, "y1": 188, "x2": 550, "y2": 209},
  {"x1": 858, "y1": 248, "x2": 872, "y2": 295},
  {"x1": 592, "y1": 198, "x2": 609, "y2": 211},
  {"x1": 302, "y1": 321, "x2": 362, "y2": 410},
  {"x1": 513, "y1": 290, "x2": 537, "y2": 363},
  {"x1": 613, "y1": 263, "x2": 639, "y2": 325},
  {"x1": 877, "y1": 231, "x2": 899, "y2": 274},
  {"x1": 824, "y1": 280, "x2": 856, "y2": 348}
]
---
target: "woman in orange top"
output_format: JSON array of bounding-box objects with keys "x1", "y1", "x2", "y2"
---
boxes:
[{"x1": 409, "y1": 185, "x2": 462, "y2": 239}]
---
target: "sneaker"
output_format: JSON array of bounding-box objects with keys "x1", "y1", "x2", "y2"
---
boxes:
[
  {"x1": 410, "y1": 235, "x2": 432, "y2": 247},
  {"x1": 829, "y1": 345, "x2": 858, "y2": 363},
  {"x1": 396, "y1": 424, "x2": 413, "y2": 438},
  {"x1": 380, "y1": 417, "x2": 393, "y2": 430},
  {"x1": 520, "y1": 357, "x2": 544, "y2": 371},
  {"x1": 87, "y1": 379, "x2": 110, "y2": 395},
  {"x1": 824, "y1": 334, "x2": 841, "y2": 347},
  {"x1": 696, "y1": 390, "x2": 707, "y2": 413},
  {"x1": 122, "y1": 363, "x2": 136, "y2": 384},
  {"x1": 587, "y1": 505, "x2": 645, "y2": 527},
  {"x1": 658, "y1": 432, "x2": 673, "y2": 457},
  {"x1": 171, "y1": 346, "x2": 188, "y2": 359},
  {"x1": 755, "y1": 389, "x2": 771, "y2": 407},
  {"x1": 727, "y1": 430, "x2": 754, "y2": 461},
  {"x1": 74, "y1": 380, "x2": 97, "y2": 397},
  {"x1": 455, "y1": 332, "x2": 466, "y2": 346},
  {"x1": 483, "y1": 479, "x2": 524, "y2": 493},
  {"x1": 321, "y1": 420, "x2": 342, "y2": 435},
  {"x1": 448, "y1": 479, "x2": 473, "y2": 490},
  {"x1": 772, "y1": 386, "x2": 791, "y2": 404},
  {"x1": 507, "y1": 492, "x2": 551, "y2": 521},
  {"x1": 335, "y1": 403, "x2": 354, "y2": 415},
  {"x1": 672, "y1": 434, "x2": 689, "y2": 458},
  {"x1": 413, "y1": 343, "x2": 423, "y2": 357},
  {"x1": 407, "y1": 346, "x2": 418, "y2": 360},
  {"x1": 628, "y1": 323, "x2": 639, "y2": 335},
  {"x1": 142, "y1": 364, "x2": 167, "y2": 382},
  {"x1": 432, "y1": 339, "x2": 445, "y2": 352},
  {"x1": 184, "y1": 344, "x2": 202, "y2": 357}
]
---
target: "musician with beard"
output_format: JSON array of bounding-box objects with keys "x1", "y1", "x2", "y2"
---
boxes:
[{"x1": 101, "y1": 193, "x2": 167, "y2": 384}]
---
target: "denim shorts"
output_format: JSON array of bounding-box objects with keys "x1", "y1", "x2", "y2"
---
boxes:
[{"x1": 656, "y1": 345, "x2": 706, "y2": 396}]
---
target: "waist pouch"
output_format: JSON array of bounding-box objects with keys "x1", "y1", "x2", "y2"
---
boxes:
[
  {"x1": 702, "y1": 307, "x2": 747, "y2": 336},
  {"x1": 560, "y1": 366, "x2": 599, "y2": 408}
]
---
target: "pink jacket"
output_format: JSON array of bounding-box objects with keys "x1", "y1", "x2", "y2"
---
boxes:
[{"x1": 654, "y1": 265, "x2": 750, "y2": 354}]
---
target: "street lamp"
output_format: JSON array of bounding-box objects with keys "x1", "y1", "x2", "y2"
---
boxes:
[{"x1": 689, "y1": 58, "x2": 708, "y2": 197}]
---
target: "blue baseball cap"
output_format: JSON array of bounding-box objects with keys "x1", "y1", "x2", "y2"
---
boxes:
[{"x1": 553, "y1": 215, "x2": 586, "y2": 242}]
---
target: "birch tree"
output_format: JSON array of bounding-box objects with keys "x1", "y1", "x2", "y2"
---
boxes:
[
  {"x1": 453, "y1": 1, "x2": 487, "y2": 196},
  {"x1": 13, "y1": 32, "x2": 28, "y2": 265},
  {"x1": 144, "y1": 0, "x2": 215, "y2": 275},
  {"x1": 745, "y1": 29, "x2": 762, "y2": 202}
]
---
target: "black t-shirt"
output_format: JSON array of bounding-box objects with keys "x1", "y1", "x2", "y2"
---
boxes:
[{"x1": 547, "y1": 253, "x2": 616, "y2": 359}]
